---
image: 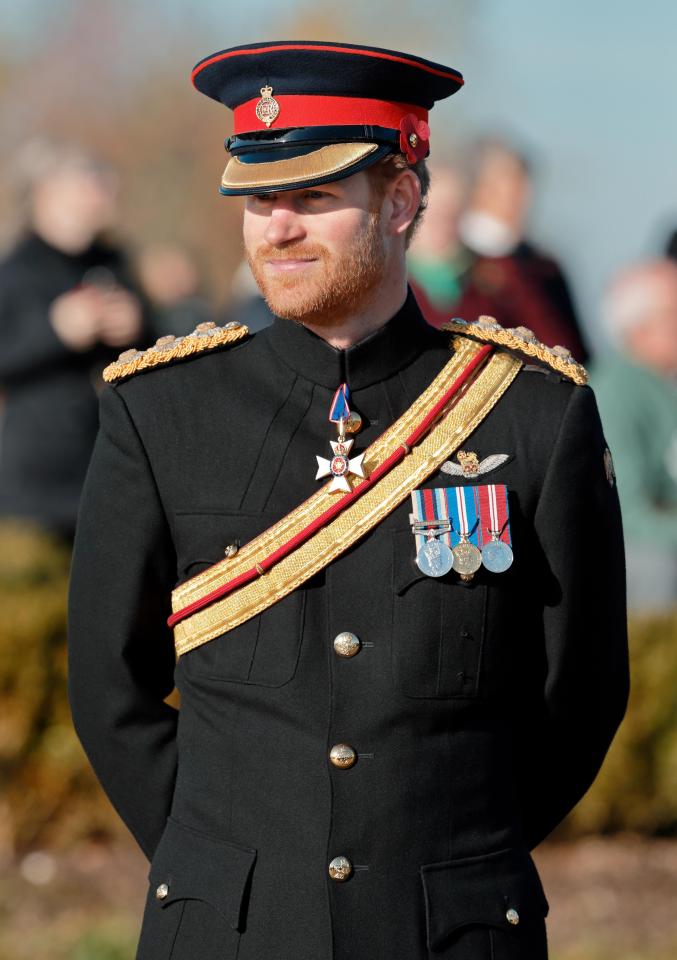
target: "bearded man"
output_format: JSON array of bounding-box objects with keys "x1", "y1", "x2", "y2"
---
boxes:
[{"x1": 67, "y1": 41, "x2": 629, "y2": 960}]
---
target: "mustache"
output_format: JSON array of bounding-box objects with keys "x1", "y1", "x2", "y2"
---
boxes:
[{"x1": 251, "y1": 242, "x2": 328, "y2": 262}]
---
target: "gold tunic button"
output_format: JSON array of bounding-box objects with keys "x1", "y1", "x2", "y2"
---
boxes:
[
  {"x1": 155, "y1": 883, "x2": 169, "y2": 900},
  {"x1": 329, "y1": 743, "x2": 357, "y2": 769},
  {"x1": 328, "y1": 856, "x2": 353, "y2": 881},
  {"x1": 506, "y1": 908, "x2": 520, "y2": 925},
  {"x1": 333, "y1": 632, "x2": 361, "y2": 658}
]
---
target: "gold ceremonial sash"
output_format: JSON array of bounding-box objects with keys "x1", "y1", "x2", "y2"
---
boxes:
[{"x1": 171, "y1": 335, "x2": 522, "y2": 658}]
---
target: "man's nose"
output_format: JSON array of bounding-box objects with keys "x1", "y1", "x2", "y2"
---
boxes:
[{"x1": 263, "y1": 201, "x2": 306, "y2": 246}]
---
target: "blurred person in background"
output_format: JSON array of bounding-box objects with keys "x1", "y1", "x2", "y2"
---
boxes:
[
  {"x1": 138, "y1": 242, "x2": 215, "y2": 338},
  {"x1": 590, "y1": 259, "x2": 677, "y2": 611},
  {"x1": 407, "y1": 162, "x2": 470, "y2": 314},
  {"x1": 412, "y1": 136, "x2": 589, "y2": 363},
  {"x1": 0, "y1": 137, "x2": 153, "y2": 542}
]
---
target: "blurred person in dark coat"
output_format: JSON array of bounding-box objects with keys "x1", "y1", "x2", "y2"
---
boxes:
[
  {"x1": 0, "y1": 138, "x2": 152, "y2": 541},
  {"x1": 412, "y1": 140, "x2": 589, "y2": 363},
  {"x1": 590, "y1": 259, "x2": 677, "y2": 610}
]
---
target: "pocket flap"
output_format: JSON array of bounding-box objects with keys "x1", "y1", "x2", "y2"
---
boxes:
[
  {"x1": 148, "y1": 816, "x2": 257, "y2": 930},
  {"x1": 173, "y1": 511, "x2": 271, "y2": 581},
  {"x1": 421, "y1": 847, "x2": 549, "y2": 951}
]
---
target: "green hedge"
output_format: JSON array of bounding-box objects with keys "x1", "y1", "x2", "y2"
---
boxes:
[
  {"x1": 0, "y1": 521, "x2": 123, "y2": 855},
  {"x1": 561, "y1": 610, "x2": 677, "y2": 837}
]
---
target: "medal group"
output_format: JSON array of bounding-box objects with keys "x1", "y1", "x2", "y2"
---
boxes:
[{"x1": 410, "y1": 481, "x2": 513, "y2": 580}]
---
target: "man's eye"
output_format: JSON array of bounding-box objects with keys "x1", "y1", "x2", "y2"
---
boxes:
[
  {"x1": 305, "y1": 190, "x2": 330, "y2": 200},
  {"x1": 252, "y1": 193, "x2": 276, "y2": 203}
]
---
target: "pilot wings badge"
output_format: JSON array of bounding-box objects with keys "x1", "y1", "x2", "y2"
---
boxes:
[{"x1": 441, "y1": 450, "x2": 510, "y2": 480}]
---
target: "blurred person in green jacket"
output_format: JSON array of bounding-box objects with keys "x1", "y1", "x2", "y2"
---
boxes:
[{"x1": 590, "y1": 259, "x2": 677, "y2": 611}]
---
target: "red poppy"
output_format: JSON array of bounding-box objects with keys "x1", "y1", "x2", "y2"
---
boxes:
[{"x1": 399, "y1": 114, "x2": 430, "y2": 163}]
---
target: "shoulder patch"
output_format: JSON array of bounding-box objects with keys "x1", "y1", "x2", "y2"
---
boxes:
[
  {"x1": 442, "y1": 315, "x2": 588, "y2": 386},
  {"x1": 103, "y1": 321, "x2": 249, "y2": 383}
]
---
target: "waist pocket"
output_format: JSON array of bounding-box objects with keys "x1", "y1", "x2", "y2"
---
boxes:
[
  {"x1": 420, "y1": 846, "x2": 549, "y2": 959},
  {"x1": 391, "y1": 529, "x2": 487, "y2": 698},
  {"x1": 136, "y1": 816, "x2": 257, "y2": 960}
]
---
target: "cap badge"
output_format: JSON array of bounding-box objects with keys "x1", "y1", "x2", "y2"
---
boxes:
[{"x1": 255, "y1": 85, "x2": 280, "y2": 127}]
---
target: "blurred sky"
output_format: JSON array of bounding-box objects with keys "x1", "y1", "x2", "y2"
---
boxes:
[{"x1": 1, "y1": 0, "x2": 673, "y2": 351}]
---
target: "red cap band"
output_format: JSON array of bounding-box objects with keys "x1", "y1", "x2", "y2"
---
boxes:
[{"x1": 233, "y1": 94, "x2": 428, "y2": 135}]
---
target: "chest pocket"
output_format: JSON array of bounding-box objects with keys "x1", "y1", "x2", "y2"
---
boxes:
[
  {"x1": 391, "y1": 529, "x2": 487, "y2": 699},
  {"x1": 173, "y1": 511, "x2": 305, "y2": 687}
]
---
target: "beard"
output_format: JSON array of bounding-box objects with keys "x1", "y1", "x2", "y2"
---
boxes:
[{"x1": 245, "y1": 209, "x2": 387, "y2": 326}]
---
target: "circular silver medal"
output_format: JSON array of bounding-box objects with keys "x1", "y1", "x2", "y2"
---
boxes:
[
  {"x1": 452, "y1": 540, "x2": 482, "y2": 576},
  {"x1": 481, "y1": 539, "x2": 514, "y2": 573},
  {"x1": 416, "y1": 538, "x2": 454, "y2": 577}
]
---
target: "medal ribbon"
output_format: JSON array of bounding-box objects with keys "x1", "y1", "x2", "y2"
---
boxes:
[
  {"x1": 329, "y1": 383, "x2": 350, "y2": 423},
  {"x1": 450, "y1": 485, "x2": 479, "y2": 546},
  {"x1": 410, "y1": 488, "x2": 452, "y2": 550},
  {"x1": 477, "y1": 483, "x2": 511, "y2": 546}
]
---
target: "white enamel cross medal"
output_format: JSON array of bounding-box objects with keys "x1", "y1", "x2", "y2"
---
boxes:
[
  {"x1": 315, "y1": 383, "x2": 366, "y2": 494},
  {"x1": 316, "y1": 436, "x2": 366, "y2": 493}
]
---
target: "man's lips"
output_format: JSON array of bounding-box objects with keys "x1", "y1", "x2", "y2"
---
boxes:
[{"x1": 264, "y1": 257, "x2": 319, "y2": 272}]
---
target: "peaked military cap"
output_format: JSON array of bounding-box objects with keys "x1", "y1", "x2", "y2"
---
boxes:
[{"x1": 192, "y1": 40, "x2": 464, "y2": 196}]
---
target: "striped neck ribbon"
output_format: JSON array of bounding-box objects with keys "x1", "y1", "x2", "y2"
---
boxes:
[{"x1": 329, "y1": 383, "x2": 351, "y2": 423}]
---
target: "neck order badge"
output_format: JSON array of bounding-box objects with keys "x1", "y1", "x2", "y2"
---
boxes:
[{"x1": 315, "y1": 384, "x2": 367, "y2": 493}]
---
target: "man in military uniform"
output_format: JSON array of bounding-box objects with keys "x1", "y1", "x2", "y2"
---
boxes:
[{"x1": 67, "y1": 41, "x2": 630, "y2": 960}]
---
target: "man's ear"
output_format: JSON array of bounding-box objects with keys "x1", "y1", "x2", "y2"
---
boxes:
[{"x1": 385, "y1": 168, "x2": 421, "y2": 239}]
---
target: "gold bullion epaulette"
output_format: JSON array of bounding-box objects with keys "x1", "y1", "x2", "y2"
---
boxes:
[
  {"x1": 103, "y1": 321, "x2": 249, "y2": 383},
  {"x1": 442, "y1": 315, "x2": 588, "y2": 385}
]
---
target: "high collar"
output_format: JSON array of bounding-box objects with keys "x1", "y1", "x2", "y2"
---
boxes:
[{"x1": 262, "y1": 286, "x2": 445, "y2": 390}]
